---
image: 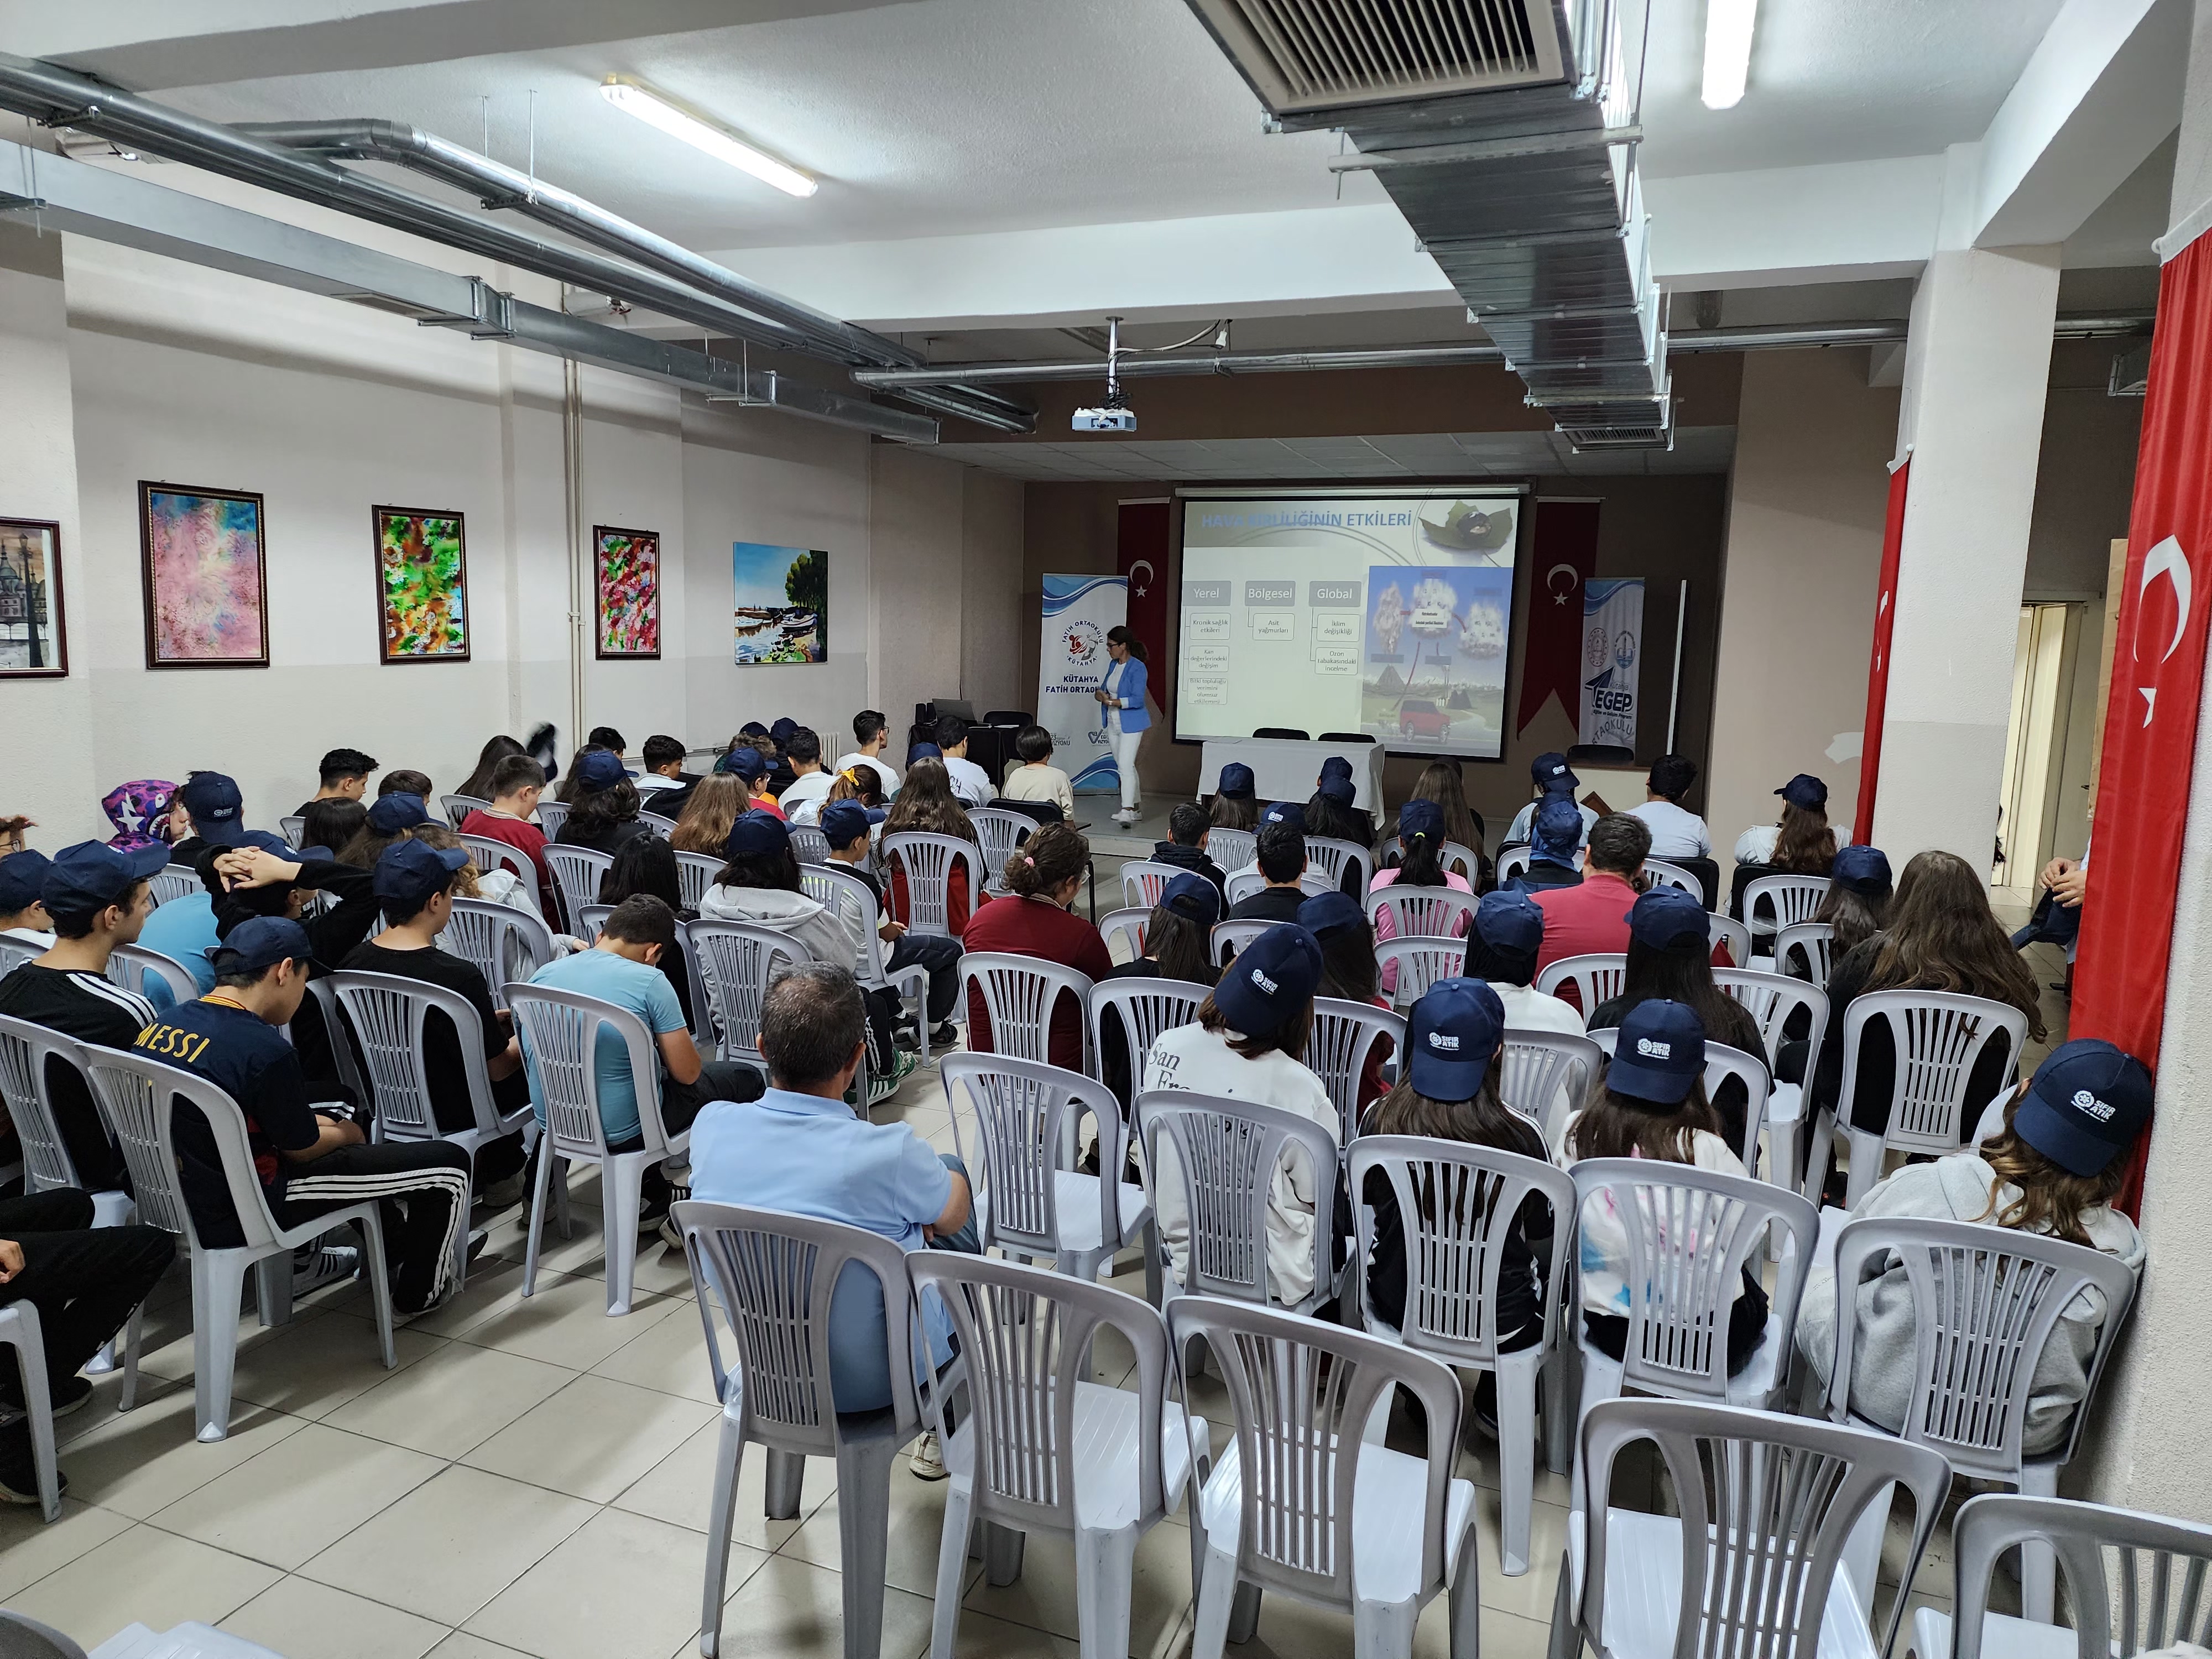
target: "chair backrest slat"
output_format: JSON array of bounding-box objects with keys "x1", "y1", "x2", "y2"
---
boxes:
[
  {"x1": 1303, "y1": 837, "x2": 1373, "y2": 896},
  {"x1": 1204, "y1": 827, "x2": 1255, "y2": 875},
  {"x1": 1775, "y1": 920, "x2": 1834, "y2": 984},
  {"x1": 1949, "y1": 1493, "x2": 2212, "y2": 1659},
  {"x1": 81, "y1": 1045, "x2": 277, "y2": 1247},
  {"x1": 787, "y1": 825, "x2": 830, "y2": 865},
  {"x1": 0, "y1": 1015, "x2": 92, "y2": 1193},
  {"x1": 1713, "y1": 967, "x2": 1830, "y2": 1073},
  {"x1": 507, "y1": 983, "x2": 670, "y2": 1160},
  {"x1": 880, "y1": 832, "x2": 985, "y2": 938},
  {"x1": 1209, "y1": 917, "x2": 1272, "y2": 966},
  {"x1": 1499, "y1": 1027, "x2": 1603, "y2": 1145},
  {"x1": 1135, "y1": 1091, "x2": 1336, "y2": 1302},
  {"x1": 1533, "y1": 952, "x2": 1626, "y2": 1017},
  {"x1": 959, "y1": 952, "x2": 1095, "y2": 1071},
  {"x1": 1098, "y1": 906, "x2": 1148, "y2": 963},
  {"x1": 1118, "y1": 859, "x2": 1182, "y2": 913},
  {"x1": 1842, "y1": 990, "x2": 2029, "y2": 1158},
  {"x1": 327, "y1": 969, "x2": 498, "y2": 1139},
  {"x1": 1642, "y1": 858, "x2": 1700, "y2": 899},
  {"x1": 533, "y1": 800, "x2": 569, "y2": 836},
  {"x1": 444, "y1": 897, "x2": 555, "y2": 1010},
  {"x1": 542, "y1": 845, "x2": 615, "y2": 932},
  {"x1": 1744, "y1": 873, "x2": 1832, "y2": 935},
  {"x1": 441, "y1": 794, "x2": 491, "y2": 830},
  {"x1": 147, "y1": 867, "x2": 201, "y2": 909},
  {"x1": 970, "y1": 808, "x2": 1034, "y2": 886},
  {"x1": 1304, "y1": 997, "x2": 1405, "y2": 1146},
  {"x1": 1373, "y1": 937, "x2": 1469, "y2": 1009},
  {"x1": 687, "y1": 920, "x2": 807, "y2": 1070},
  {"x1": 675, "y1": 849, "x2": 722, "y2": 912},
  {"x1": 797, "y1": 862, "x2": 890, "y2": 983},
  {"x1": 106, "y1": 944, "x2": 199, "y2": 1007},
  {"x1": 1364, "y1": 885, "x2": 1478, "y2": 943},
  {"x1": 1089, "y1": 979, "x2": 1209, "y2": 1104}
]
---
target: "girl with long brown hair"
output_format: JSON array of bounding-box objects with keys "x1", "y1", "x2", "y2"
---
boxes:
[
  {"x1": 1795, "y1": 1038, "x2": 2147, "y2": 1454},
  {"x1": 881, "y1": 758, "x2": 979, "y2": 938},
  {"x1": 671, "y1": 775, "x2": 748, "y2": 855}
]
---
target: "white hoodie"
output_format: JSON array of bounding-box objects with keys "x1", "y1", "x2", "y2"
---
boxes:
[{"x1": 696, "y1": 882, "x2": 859, "y2": 973}]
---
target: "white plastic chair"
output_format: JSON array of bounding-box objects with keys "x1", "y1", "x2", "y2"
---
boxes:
[
  {"x1": 106, "y1": 943, "x2": 199, "y2": 1007},
  {"x1": 1203, "y1": 827, "x2": 1255, "y2": 874},
  {"x1": 276, "y1": 815, "x2": 305, "y2": 848},
  {"x1": 1499, "y1": 1027, "x2": 1602, "y2": 1145},
  {"x1": 941, "y1": 1053, "x2": 1155, "y2": 1289},
  {"x1": 676, "y1": 849, "x2": 723, "y2": 911},
  {"x1": 1808, "y1": 989, "x2": 2030, "y2": 1207},
  {"x1": 1222, "y1": 867, "x2": 1335, "y2": 907},
  {"x1": 1555, "y1": 1397, "x2": 1950, "y2": 1659},
  {"x1": 1372, "y1": 937, "x2": 1467, "y2": 1010},
  {"x1": 1583, "y1": 1029, "x2": 1772, "y2": 1167},
  {"x1": 1641, "y1": 858, "x2": 1700, "y2": 899},
  {"x1": 542, "y1": 844, "x2": 614, "y2": 932},
  {"x1": 440, "y1": 794, "x2": 490, "y2": 830},
  {"x1": 1822, "y1": 1215, "x2": 2139, "y2": 1624},
  {"x1": 959, "y1": 952, "x2": 1095, "y2": 1075},
  {"x1": 456, "y1": 837, "x2": 548, "y2": 923},
  {"x1": 571, "y1": 903, "x2": 612, "y2": 942},
  {"x1": 1744, "y1": 872, "x2": 1832, "y2": 942},
  {"x1": 1305, "y1": 836, "x2": 1374, "y2": 896},
  {"x1": 1349, "y1": 1136, "x2": 1575, "y2": 1577},
  {"x1": 1777, "y1": 919, "x2": 1836, "y2": 983},
  {"x1": 444, "y1": 897, "x2": 557, "y2": 1009},
  {"x1": 533, "y1": 799, "x2": 569, "y2": 837},
  {"x1": 685, "y1": 919, "x2": 807, "y2": 1077},
  {"x1": 881, "y1": 831, "x2": 985, "y2": 940},
  {"x1": 1709, "y1": 912, "x2": 1752, "y2": 964},
  {"x1": 1134, "y1": 1090, "x2": 1338, "y2": 1316},
  {"x1": 80, "y1": 1045, "x2": 398, "y2": 1441},
  {"x1": 1089, "y1": 978, "x2": 1209, "y2": 1101},
  {"x1": 1917, "y1": 1492, "x2": 2212, "y2": 1659},
  {"x1": 1439, "y1": 839, "x2": 1481, "y2": 885},
  {"x1": 0, "y1": 1302, "x2": 60, "y2": 1521},
  {"x1": 326, "y1": 969, "x2": 530, "y2": 1166},
  {"x1": 916, "y1": 1254, "x2": 1204, "y2": 1659},
  {"x1": 637, "y1": 809, "x2": 680, "y2": 838},
  {"x1": 1168, "y1": 1295, "x2": 1480, "y2": 1659},
  {"x1": 1118, "y1": 858, "x2": 1182, "y2": 912},
  {"x1": 1209, "y1": 917, "x2": 1272, "y2": 965},
  {"x1": 787, "y1": 823, "x2": 830, "y2": 865},
  {"x1": 1715, "y1": 967, "x2": 1829, "y2": 1195},
  {"x1": 1098, "y1": 906, "x2": 1148, "y2": 963},
  {"x1": 146, "y1": 867, "x2": 201, "y2": 908},
  {"x1": 1305, "y1": 997, "x2": 1405, "y2": 1147},
  {"x1": 1534, "y1": 951, "x2": 1627, "y2": 1017},
  {"x1": 1495, "y1": 846, "x2": 1532, "y2": 884},
  {"x1": 800, "y1": 863, "x2": 933, "y2": 1053},
  {"x1": 1364, "y1": 885, "x2": 1478, "y2": 943},
  {"x1": 0, "y1": 933, "x2": 42, "y2": 978},
  {"x1": 509, "y1": 983, "x2": 688, "y2": 1315},
  {"x1": 675, "y1": 1201, "x2": 941, "y2": 1659}
]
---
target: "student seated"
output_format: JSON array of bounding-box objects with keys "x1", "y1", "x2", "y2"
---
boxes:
[
  {"x1": 1228, "y1": 820, "x2": 1309, "y2": 924},
  {"x1": 556, "y1": 750, "x2": 654, "y2": 853},
  {"x1": 1796, "y1": 844, "x2": 1891, "y2": 971},
  {"x1": 296, "y1": 748, "x2": 378, "y2": 818},
  {"x1": 1561, "y1": 1000, "x2": 1770, "y2": 1374},
  {"x1": 378, "y1": 769, "x2": 435, "y2": 803},
  {"x1": 1151, "y1": 802, "x2": 1229, "y2": 898},
  {"x1": 145, "y1": 917, "x2": 474, "y2": 1314},
  {"x1": 671, "y1": 775, "x2": 749, "y2": 856},
  {"x1": 1099, "y1": 872, "x2": 1219, "y2": 1108},
  {"x1": 775, "y1": 727, "x2": 834, "y2": 824},
  {"x1": 1141, "y1": 924, "x2": 1337, "y2": 1305},
  {"x1": 935, "y1": 717, "x2": 993, "y2": 809},
  {"x1": 338, "y1": 791, "x2": 440, "y2": 872},
  {"x1": 166, "y1": 771, "x2": 247, "y2": 870},
  {"x1": 208, "y1": 832, "x2": 382, "y2": 1092},
  {"x1": 1794, "y1": 1038, "x2": 2147, "y2": 1454},
  {"x1": 521, "y1": 895, "x2": 764, "y2": 1236},
  {"x1": 133, "y1": 848, "x2": 222, "y2": 1010},
  {"x1": 298, "y1": 799, "x2": 369, "y2": 858},
  {"x1": 1531, "y1": 812, "x2": 1650, "y2": 974},
  {"x1": 1300, "y1": 890, "x2": 1392, "y2": 1113},
  {"x1": 0, "y1": 850, "x2": 53, "y2": 948},
  {"x1": 880, "y1": 759, "x2": 980, "y2": 939},
  {"x1": 1730, "y1": 772, "x2": 1838, "y2": 924},
  {"x1": 455, "y1": 735, "x2": 527, "y2": 802},
  {"x1": 1462, "y1": 891, "x2": 1583, "y2": 1035},
  {"x1": 1369, "y1": 797, "x2": 1472, "y2": 994},
  {"x1": 822, "y1": 800, "x2": 961, "y2": 1050},
  {"x1": 588, "y1": 724, "x2": 628, "y2": 756},
  {"x1": 762, "y1": 719, "x2": 800, "y2": 797},
  {"x1": 1207, "y1": 762, "x2": 1260, "y2": 833},
  {"x1": 596, "y1": 834, "x2": 697, "y2": 1016},
  {"x1": 716, "y1": 744, "x2": 786, "y2": 822},
  {"x1": 1503, "y1": 797, "x2": 1586, "y2": 898},
  {"x1": 634, "y1": 734, "x2": 692, "y2": 798},
  {"x1": 0, "y1": 842, "x2": 166, "y2": 1189},
  {"x1": 688, "y1": 961, "x2": 977, "y2": 1475},
  {"x1": 458, "y1": 755, "x2": 558, "y2": 916},
  {"x1": 961, "y1": 821, "x2": 1111, "y2": 1074},
  {"x1": 1503, "y1": 752, "x2": 1597, "y2": 850},
  {"x1": 835, "y1": 709, "x2": 902, "y2": 799},
  {"x1": 0, "y1": 1189, "x2": 173, "y2": 1501},
  {"x1": 339, "y1": 841, "x2": 530, "y2": 1187},
  {"x1": 1303, "y1": 759, "x2": 1374, "y2": 855},
  {"x1": 1381, "y1": 760, "x2": 1486, "y2": 887},
  {"x1": 1625, "y1": 754, "x2": 1712, "y2": 860},
  {"x1": 999, "y1": 724, "x2": 1076, "y2": 820}
]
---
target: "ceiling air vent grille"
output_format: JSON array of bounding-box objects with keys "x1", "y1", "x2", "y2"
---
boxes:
[{"x1": 1190, "y1": 0, "x2": 1567, "y2": 113}]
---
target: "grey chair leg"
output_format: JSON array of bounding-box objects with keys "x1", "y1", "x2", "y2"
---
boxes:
[
  {"x1": 1543, "y1": 1343, "x2": 1577, "y2": 1477},
  {"x1": 832, "y1": 1432, "x2": 902, "y2": 1659},
  {"x1": 763, "y1": 1448, "x2": 805, "y2": 1521},
  {"x1": 982, "y1": 1521, "x2": 1025, "y2": 1587},
  {"x1": 256, "y1": 1251, "x2": 295, "y2": 1327},
  {"x1": 1227, "y1": 1582, "x2": 1262, "y2": 1645}
]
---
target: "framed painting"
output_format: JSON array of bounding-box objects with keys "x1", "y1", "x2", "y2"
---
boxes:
[
  {"x1": 732, "y1": 541, "x2": 826, "y2": 665},
  {"x1": 594, "y1": 524, "x2": 660, "y2": 659},
  {"x1": 140, "y1": 483, "x2": 268, "y2": 669},
  {"x1": 374, "y1": 505, "x2": 470, "y2": 664},
  {"x1": 0, "y1": 517, "x2": 66, "y2": 678}
]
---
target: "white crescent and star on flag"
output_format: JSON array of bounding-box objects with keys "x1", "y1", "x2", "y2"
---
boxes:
[
  {"x1": 2135, "y1": 535, "x2": 2194, "y2": 726},
  {"x1": 1128, "y1": 559, "x2": 1154, "y2": 599},
  {"x1": 1546, "y1": 562, "x2": 1580, "y2": 606}
]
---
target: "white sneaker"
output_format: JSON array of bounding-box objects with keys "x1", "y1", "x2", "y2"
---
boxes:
[
  {"x1": 1113, "y1": 808, "x2": 1139, "y2": 825},
  {"x1": 909, "y1": 1430, "x2": 949, "y2": 1480}
]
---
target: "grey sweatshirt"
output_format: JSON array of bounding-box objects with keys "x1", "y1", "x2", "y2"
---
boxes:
[{"x1": 696, "y1": 884, "x2": 860, "y2": 975}]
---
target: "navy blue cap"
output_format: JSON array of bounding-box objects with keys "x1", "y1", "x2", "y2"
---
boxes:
[
  {"x1": 1475, "y1": 890, "x2": 1544, "y2": 955},
  {"x1": 1217, "y1": 763, "x2": 1255, "y2": 799},
  {"x1": 740, "y1": 721, "x2": 769, "y2": 737},
  {"x1": 1407, "y1": 978, "x2": 1505, "y2": 1102},
  {"x1": 1533, "y1": 796, "x2": 1583, "y2": 859},
  {"x1": 577, "y1": 749, "x2": 628, "y2": 791},
  {"x1": 723, "y1": 810, "x2": 791, "y2": 860},
  {"x1": 1161, "y1": 871, "x2": 1222, "y2": 928},
  {"x1": 1297, "y1": 889, "x2": 1364, "y2": 938},
  {"x1": 0, "y1": 850, "x2": 51, "y2": 914},
  {"x1": 2013, "y1": 1039, "x2": 2153, "y2": 1176},
  {"x1": 1399, "y1": 798, "x2": 1444, "y2": 841},
  {"x1": 819, "y1": 800, "x2": 872, "y2": 847},
  {"x1": 909, "y1": 743, "x2": 943, "y2": 763},
  {"x1": 374, "y1": 839, "x2": 469, "y2": 914},
  {"x1": 770, "y1": 717, "x2": 798, "y2": 744},
  {"x1": 43, "y1": 839, "x2": 170, "y2": 917},
  {"x1": 1261, "y1": 800, "x2": 1306, "y2": 832},
  {"x1": 179, "y1": 772, "x2": 247, "y2": 847},
  {"x1": 1776, "y1": 773, "x2": 1828, "y2": 811},
  {"x1": 1319, "y1": 755, "x2": 1354, "y2": 782},
  {"x1": 1628, "y1": 885, "x2": 1709, "y2": 951},
  {"x1": 367, "y1": 793, "x2": 436, "y2": 833},
  {"x1": 1317, "y1": 774, "x2": 1355, "y2": 805},
  {"x1": 1532, "y1": 752, "x2": 1577, "y2": 792},
  {"x1": 1607, "y1": 1000, "x2": 1705, "y2": 1105},
  {"x1": 206, "y1": 916, "x2": 314, "y2": 976},
  {"x1": 234, "y1": 829, "x2": 331, "y2": 863},
  {"x1": 717, "y1": 745, "x2": 766, "y2": 781},
  {"x1": 1212, "y1": 923, "x2": 1322, "y2": 1035},
  {"x1": 1830, "y1": 844, "x2": 1892, "y2": 897}
]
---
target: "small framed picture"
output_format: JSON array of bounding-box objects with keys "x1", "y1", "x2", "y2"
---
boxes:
[
  {"x1": 594, "y1": 525, "x2": 661, "y2": 659},
  {"x1": 0, "y1": 517, "x2": 66, "y2": 678},
  {"x1": 140, "y1": 483, "x2": 268, "y2": 669},
  {"x1": 374, "y1": 506, "x2": 471, "y2": 664}
]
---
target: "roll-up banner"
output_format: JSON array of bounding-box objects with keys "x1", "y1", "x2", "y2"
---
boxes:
[
  {"x1": 1039, "y1": 573, "x2": 1129, "y2": 794},
  {"x1": 1579, "y1": 577, "x2": 1644, "y2": 750}
]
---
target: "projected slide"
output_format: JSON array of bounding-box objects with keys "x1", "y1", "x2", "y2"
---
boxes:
[{"x1": 1176, "y1": 489, "x2": 1521, "y2": 759}]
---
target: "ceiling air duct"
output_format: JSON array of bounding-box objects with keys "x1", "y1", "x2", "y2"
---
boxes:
[{"x1": 1185, "y1": 0, "x2": 1669, "y2": 450}]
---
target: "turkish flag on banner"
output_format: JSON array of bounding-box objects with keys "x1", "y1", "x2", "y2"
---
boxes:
[
  {"x1": 1516, "y1": 499, "x2": 1600, "y2": 735},
  {"x1": 1117, "y1": 499, "x2": 1172, "y2": 709},
  {"x1": 1853, "y1": 462, "x2": 1910, "y2": 845},
  {"x1": 2070, "y1": 231, "x2": 2212, "y2": 1215}
]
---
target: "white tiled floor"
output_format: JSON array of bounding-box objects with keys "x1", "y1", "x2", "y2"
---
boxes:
[{"x1": 3, "y1": 1032, "x2": 1966, "y2": 1659}]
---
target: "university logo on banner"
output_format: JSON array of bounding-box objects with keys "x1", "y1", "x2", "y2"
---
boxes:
[
  {"x1": 1580, "y1": 577, "x2": 1643, "y2": 749},
  {"x1": 1037, "y1": 573, "x2": 1129, "y2": 794}
]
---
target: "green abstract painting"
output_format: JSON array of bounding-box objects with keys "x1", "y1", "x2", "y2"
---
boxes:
[{"x1": 375, "y1": 506, "x2": 469, "y2": 662}]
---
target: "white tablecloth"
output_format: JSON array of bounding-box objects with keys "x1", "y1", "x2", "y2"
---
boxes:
[{"x1": 1196, "y1": 738, "x2": 1387, "y2": 811}]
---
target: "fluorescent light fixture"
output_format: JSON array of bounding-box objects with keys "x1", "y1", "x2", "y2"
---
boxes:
[
  {"x1": 1700, "y1": 0, "x2": 1757, "y2": 109},
  {"x1": 601, "y1": 76, "x2": 817, "y2": 197}
]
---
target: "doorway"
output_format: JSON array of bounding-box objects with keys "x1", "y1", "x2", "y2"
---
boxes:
[{"x1": 1994, "y1": 602, "x2": 2085, "y2": 901}]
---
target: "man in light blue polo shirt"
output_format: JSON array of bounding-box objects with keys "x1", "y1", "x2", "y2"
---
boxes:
[{"x1": 688, "y1": 959, "x2": 975, "y2": 1477}]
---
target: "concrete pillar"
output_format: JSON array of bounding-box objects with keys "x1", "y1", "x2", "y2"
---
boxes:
[{"x1": 1869, "y1": 243, "x2": 2060, "y2": 863}]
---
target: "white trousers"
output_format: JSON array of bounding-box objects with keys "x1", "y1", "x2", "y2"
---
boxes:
[{"x1": 1110, "y1": 726, "x2": 1143, "y2": 811}]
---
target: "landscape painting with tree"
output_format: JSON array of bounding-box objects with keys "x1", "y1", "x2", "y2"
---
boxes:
[{"x1": 732, "y1": 541, "x2": 827, "y2": 664}]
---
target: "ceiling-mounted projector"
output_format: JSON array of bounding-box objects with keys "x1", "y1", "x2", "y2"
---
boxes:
[{"x1": 1073, "y1": 401, "x2": 1135, "y2": 433}]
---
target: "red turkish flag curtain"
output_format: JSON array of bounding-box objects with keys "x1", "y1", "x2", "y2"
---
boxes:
[
  {"x1": 1516, "y1": 499, "x2": 1600, "y2": 735},
  {"x1": 2070, "y1": 229, "x2": 2212, "y2": 1215},
  {"x1": 1853, "y1": 461, "x2": 1910, "y2": 846},
  {"x1": 1117, "y1": 499, "x2": 1172, "y2": 712}
]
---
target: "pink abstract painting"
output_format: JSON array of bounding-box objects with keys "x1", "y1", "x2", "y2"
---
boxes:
[{"x1": 140, "y1": 484, "x2": 268, "y2": 667}]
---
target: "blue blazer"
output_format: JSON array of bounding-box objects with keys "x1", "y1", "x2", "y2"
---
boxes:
[{"x1": 1102, "y1": 655, "x2": 1150, "y2": 733}]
